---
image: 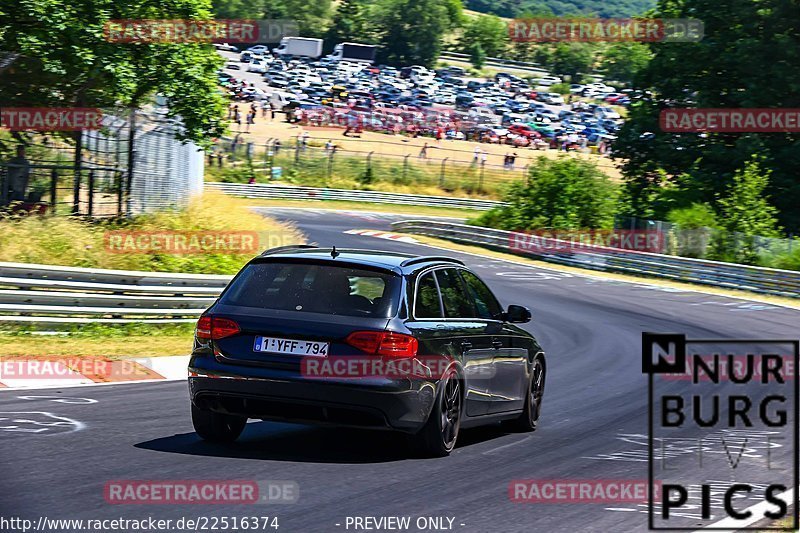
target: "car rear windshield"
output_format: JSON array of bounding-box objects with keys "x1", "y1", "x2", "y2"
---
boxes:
[{"x1": 220, "y1": 261, "x2": 401, "y2": 318}]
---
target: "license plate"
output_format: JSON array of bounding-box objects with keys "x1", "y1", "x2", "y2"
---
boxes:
[{"x1": 253, "y1": 336, "x2": 329, "y2": 357}]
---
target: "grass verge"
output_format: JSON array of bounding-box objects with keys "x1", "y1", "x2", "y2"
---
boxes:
[
  {"x1": 0, "y1": 324, "x2": 195, "y2": 358},
  {"x1": 0, "y1": 191, "x2": 305, "y2": 274},
  {"x1": 229, "y1": 197, "x2": 483, "y2": 219}
]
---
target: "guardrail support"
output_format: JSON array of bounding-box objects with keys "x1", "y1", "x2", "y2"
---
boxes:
[
  {"x1": 50, "y1": 168, "x2": 57, "y2": 213},
  {"x1": 87, "y1": 170, "x2": 95, "y2": 217},
  {"x1": 440, "y1": 158, "x2": 448, "y2": 188}
]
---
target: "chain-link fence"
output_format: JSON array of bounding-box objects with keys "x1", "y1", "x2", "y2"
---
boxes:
[
  {"x1": 0, "y1": 107, "x2": 203, "y2": 217},
  {"x1": 210, "y1": 136, "x2": 543, "y2": 197}
]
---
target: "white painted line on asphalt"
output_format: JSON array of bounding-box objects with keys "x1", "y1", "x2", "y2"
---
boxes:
[
  {"x1": 692, "y1": 486, "x2": 795, "y2": 532},
  {"x1": 344, "y1": 229, "x2": 419, "y2": 243}
]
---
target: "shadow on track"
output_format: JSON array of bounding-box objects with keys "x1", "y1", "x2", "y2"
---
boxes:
[{"x1": 135, "y1": 420, "x2": 517, "y2": 463}]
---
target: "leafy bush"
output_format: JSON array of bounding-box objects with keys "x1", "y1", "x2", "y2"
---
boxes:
[
  {"x1": 470, "y1": 156, "x2": 617, "y2": 231},
  {"x1": 549, "y1": 83, "x2": 571, "y2": 95}
]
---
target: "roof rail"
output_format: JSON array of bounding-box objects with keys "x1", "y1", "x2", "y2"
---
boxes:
[
  {"x1": 260, "y1": 244, "x2": 319, "y2": 256},
  {"x1": 399, "y1": 256, "x2": 465, "y2": 267}
]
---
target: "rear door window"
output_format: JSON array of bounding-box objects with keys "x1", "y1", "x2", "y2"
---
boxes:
[
  {"x1": 414, "y1": 272, "x2": 442, "y2": 318},
  {"x1": 435, "y1": 268, "x2": 475, "y2": 319},
  {"x1": 220, "y1": 261, "x2": 400, "y2": 317}
]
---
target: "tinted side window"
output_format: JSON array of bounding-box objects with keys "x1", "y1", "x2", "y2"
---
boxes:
[
  {"x1": 459, "y1": 270, "x2": 502, "y2": 320},
  {"x1": 414, "y1": 272, "x2": 442, "y2": 318},
  {"x1": 435, "y1": 269, "x2": 475, "y2": 319}
]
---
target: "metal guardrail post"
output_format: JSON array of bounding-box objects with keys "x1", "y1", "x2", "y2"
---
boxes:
[
  {"x1": 403, "y1": 154, "x2": 410, "y2": 181},
  {"x1": 50, "y1": 168, "x2": 57, "y2": 212},
  {"x1": 440, "y1": 158, "x2": 448, "y2": 188},
  {"x1": 479, "y1": 160, "x2": 485, "y2": 192},
  {"x1": 72, "y1": 131, "x2": 83, "y2": 215},
  {"x1": 87, "y1": 170, "x2": 95, "y2": 217}
]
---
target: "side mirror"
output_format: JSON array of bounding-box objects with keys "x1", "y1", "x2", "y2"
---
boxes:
[{"x1": 505, "y1": 304, "x2": 532, "y2": 323}]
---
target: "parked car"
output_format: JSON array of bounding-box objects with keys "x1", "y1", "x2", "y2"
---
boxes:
[
  {"x1": 508, "y1": 123, "x2": 541, "y2": 139},
  {"x1": 594, "y1": 106, "x2": 622, "y2": 120},
  {"x1": 189, "y1": 247, "x2": 545, "y2": 457},
  {"x1": 536, "y1": 75, "x2": 562, "y2": 86}
]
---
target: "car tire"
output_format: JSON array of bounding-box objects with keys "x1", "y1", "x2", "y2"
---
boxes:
[
  {"x1": 508, "y1": 356, "x2": 545, "y2": 432},
  {"x1": 191, "y1": 403, "x2": 247, "y2": 443},
  {"x1": 410, "y1": 368, "x2": 462, "y2": 457}
]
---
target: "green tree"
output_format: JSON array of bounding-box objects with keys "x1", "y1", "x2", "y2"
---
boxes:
[
  {"x1": 375, "y1": 0, "x2": 459, "y2": 67},
  {"x1": 551, "y1": 42, "x2": 594, "y2": 80},
  {"x1": 710, "y1": 156, "x2": 782, "y2": 264},
  {"x1": 599, "y1": 42, "x2": 652, "y2": 85},
  {"x1": 469, "y1": 42, "x2": 485, "y2": 70},
  {"x1": 325, "y1": 0, "x2": 372, "y2": 48},
  {"x1": 211, "y1": 0, "x2": 265, "y2": 19},
  {"x1": 0, "y1": 0, "x2": 226, "y2": 145},
  {"x1": 459, "y1": 14, "x2": 508, "y2": 57},
  {"x1": 261, "y1": 0, "x2": 333, "y2": 38},
  {"x1": 472, "y1": 157, "x2": 617, "y2": 230},
  {"x1": 614, "y1": 0, "x2": 800, "y2": 232}
]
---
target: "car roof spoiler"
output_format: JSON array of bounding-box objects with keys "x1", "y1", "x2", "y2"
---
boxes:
[
  {"x1": 399, "y1": 256, "x2": 465, "y2": 267},
  {"x1": 260, "y1": 244, "x2": 319, "y2": 256}
]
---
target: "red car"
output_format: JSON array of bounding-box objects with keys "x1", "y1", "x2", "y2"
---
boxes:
[{"x1": 508, "y1": 123, "x2": 542, "y2": 139}]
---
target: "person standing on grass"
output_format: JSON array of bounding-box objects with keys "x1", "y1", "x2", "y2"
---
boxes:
[
  {"x1": 273, "y1": 139, "x2": 281, "y2": 155},
  {"x1": 261, "y1": 99, "x2": 271, "y2": 119},
  {"x1": 245, "y1": 110, "x2": 255, "y2": 132},
  {"x1": 419, "y1": 142, "x2": 429, "y2": 159},
  {"x1": 472, "y1": 145, "x2": 481, "y2": 166},
  {"x1": 233, "y1": 105, "x2": 241, "y2": 129},
  {"x1": 509, "y1": 152, "x2": 518, "y2": 170}
]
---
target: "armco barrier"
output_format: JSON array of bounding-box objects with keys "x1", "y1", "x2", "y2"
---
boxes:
[
  {"x1": 206, "y1": 182, "x2": 503, "y2": 211},
  {"x1": 0, "y1": 262, "x2": 228, "y2": 325},
  {"x1": 390, "y1": 220, "x2": 800, "y2": 298}
]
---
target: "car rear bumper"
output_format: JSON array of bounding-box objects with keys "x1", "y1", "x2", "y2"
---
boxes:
[{"x1": 188, "y1": 357, "x2": 438, "y2": 433}]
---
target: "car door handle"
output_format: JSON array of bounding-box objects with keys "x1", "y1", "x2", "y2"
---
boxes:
[{"x1": 492, "y1": 340, "x2": 503, "y2": 349}]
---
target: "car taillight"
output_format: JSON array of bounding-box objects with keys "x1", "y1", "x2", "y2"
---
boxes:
[
  {"x1": 195, "y1": 316, "x2": 240, "y2": 340},
  {"x1": 345, "y1": 331, "x2": 418, "y2": 358}
]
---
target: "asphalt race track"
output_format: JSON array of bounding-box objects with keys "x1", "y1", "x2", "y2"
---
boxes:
[{"x1": 1, "y1": 207, "x2": 798, "y2": 532}]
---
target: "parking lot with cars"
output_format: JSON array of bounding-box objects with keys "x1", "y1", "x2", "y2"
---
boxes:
[{"x1": 216, "y1": 45, "x2": 632, "y2": 153}]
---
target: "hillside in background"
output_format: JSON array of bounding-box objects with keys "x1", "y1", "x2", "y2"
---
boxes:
[{"x1": 465, "y1": 0, "x2": 655, "y2": 18}]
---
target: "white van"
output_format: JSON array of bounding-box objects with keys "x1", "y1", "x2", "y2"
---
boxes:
[{"x1": 269, "y1": 91, "x2": 295, "y2": 111}]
